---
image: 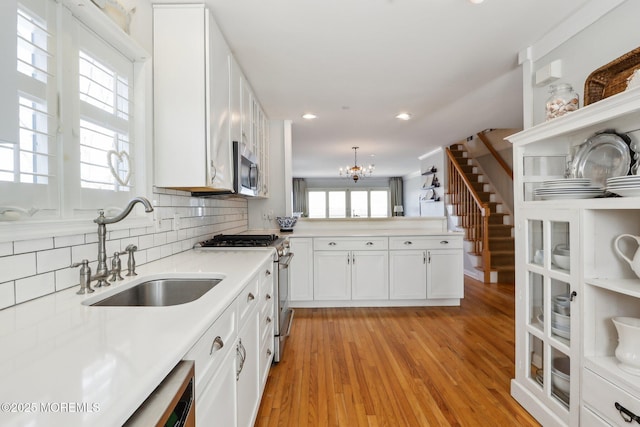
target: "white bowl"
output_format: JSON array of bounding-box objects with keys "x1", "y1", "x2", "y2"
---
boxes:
[
  {"x1": 553, "y1": 295, "x2": 571, "y2": 307},
  {"x1": 552, "y1": 311, "x2": 570, "y2": 328},
  {"x1": 552, "y1": 357, "x2": 571, "y2": 394},
  {"x1": 552, "y1": 253, "x2": 570, "y2": 269},
  {"x1": 553, "y1": 244, "x2": 571, "y2": 256},
  {"x1": 613, "y1": 317, "x2": 640, "y2": 374}
]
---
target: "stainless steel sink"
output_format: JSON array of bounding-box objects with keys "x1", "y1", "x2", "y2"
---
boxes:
[{"x1": 90, "y1": 278, "x2": 222, "y2": 307}]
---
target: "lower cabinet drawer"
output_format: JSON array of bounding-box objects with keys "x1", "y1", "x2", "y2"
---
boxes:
[
  {"x1": 239, "y1": 275, "x2": 260, "y2": 324},
  {"x1": 184, "y1": 299, "x2": 237, "y2": 398},
  {"x1": 313, "y1": 237, "x2": 388, "y2": 251},
  {"x1": 389, "y1": 236, "x2": 462, "y2": 250},
  {"x1": 581, "y1": 406, "x2": 612, "y2": 427},
  {"x1": 583, "y1": 368, "x2": 640, "y2": 426}
]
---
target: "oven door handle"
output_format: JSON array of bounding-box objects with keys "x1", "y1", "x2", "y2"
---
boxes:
[
  {"x1": 278, "y1": 252, "x2": 294, "y2": 268},
  {"x1": 283, "y1": 308, "x2": 295, "y2": 338}
]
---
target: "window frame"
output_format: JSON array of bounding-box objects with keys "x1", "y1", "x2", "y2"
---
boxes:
[
  {"x1": 0, "y1": 0, "x2": 152, "y2": 242},
  {"x1": 307, "y1": 187, "x2": 391, "y2": 219}
]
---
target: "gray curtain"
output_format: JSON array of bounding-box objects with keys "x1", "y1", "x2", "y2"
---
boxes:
[
  {"x1": 389, "y1": 177, "x2": 404, "y2": 215},
  {"x1": 292, "y1": 178, "x2": 308, "y2": 217}
]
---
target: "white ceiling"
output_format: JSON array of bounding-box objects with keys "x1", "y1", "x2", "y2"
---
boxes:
[{"x1": 204, "y1": 0, "x2": 591, "y2": 178}]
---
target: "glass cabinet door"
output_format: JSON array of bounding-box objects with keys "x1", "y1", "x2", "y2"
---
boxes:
[{"x1": 520, "y1": 210, "x2": 579, "y2": 425}]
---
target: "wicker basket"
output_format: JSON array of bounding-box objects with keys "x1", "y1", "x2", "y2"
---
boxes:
[{"x1": 584, "y1": 46, "x2": 640, "y2": 106}]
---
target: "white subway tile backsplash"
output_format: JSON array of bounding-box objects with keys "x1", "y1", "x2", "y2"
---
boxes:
[
  {"x1": 0, "y1": 194, "x2": 248, "y2": 310},
  {"x1": 37, "y1": 248, "x2": 71, "y2": 273},
  {"x1": 54, "y1": 234, "x2": 85, "y2": 248},
  {"x1": 0, "y1": 253, "x2": 37, "y2": 283},
  {"x1": 14, "y1": 238, "x2": 54, "y2": 254},
  {"x1": 15, "y1": 272, "x2": 55, "y2": 304},
  {"x1": 0, "y1": 242, "x2": 13, "y2": 257},
  {"x1": 0, "y1": 282, "x2": 15, "y2": 309},
  {"x1": 55, "y1": 267, "x2": 78, "y2": 291}
]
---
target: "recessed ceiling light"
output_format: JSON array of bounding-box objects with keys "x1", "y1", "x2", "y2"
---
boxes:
[
  {"x1": 396, "y1": 112, "x2": 411, "y2": 121},
  {"x1": 302, "y1": 113, "x2": 317, "y2": 120},
  {"x1": 469, "y1": 0, "x2": 484, "y2": 4}
]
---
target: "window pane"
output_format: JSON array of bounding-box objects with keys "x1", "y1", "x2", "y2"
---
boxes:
[
  {"x1": 370, "y1": 190, "x2": 388, "y2": 217},
  {"x1": 80, "y1": 120, "x2": 131, "y2": 191},
  {"x1": 308, "y1": 191, "x2": 326, "y2": 218},
  {"x1": 79, "y1": 51, "x2": 115, "y2": 114},
  {"x1": 351, "y1": 191, "x2": 368, "y2": 218},
  {"x1": 328, "y1": 191, "x2": 346, "y2": 218},
  {"x1": 17, "y1": 8, "x2": 50, "y2": 83}
]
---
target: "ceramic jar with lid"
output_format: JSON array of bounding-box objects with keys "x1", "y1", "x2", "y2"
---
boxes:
[{"x1": 545, "y1": 83, "x2": 579, "y2": 120}]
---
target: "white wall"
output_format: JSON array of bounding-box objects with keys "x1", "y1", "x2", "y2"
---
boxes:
[
  {"x1": 418, "y1": 148, "x2": 445, "y2": 217},
  {"x1": 529, "y1": 1, "x2": 640, "y2": 125},
  {"x1": 403, "y1": 171, "x2": 422, "y2": 217}
]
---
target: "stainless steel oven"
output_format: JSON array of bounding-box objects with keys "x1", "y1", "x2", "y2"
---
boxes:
[{"x1": 197, "y1": 234, "x2": 294, "y2": 363}]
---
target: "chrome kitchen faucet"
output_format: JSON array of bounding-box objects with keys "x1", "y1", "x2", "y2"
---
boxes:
[{"x1": 72, "y1": 197, "x2": 154, "y2": 292}]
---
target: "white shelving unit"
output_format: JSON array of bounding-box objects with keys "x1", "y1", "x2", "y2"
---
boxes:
[{"x1": 509, "y1": 89, "x2": 640, "y2": 426}]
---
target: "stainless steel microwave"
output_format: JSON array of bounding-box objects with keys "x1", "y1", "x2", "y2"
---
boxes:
[{"x1": 233, "y1": 141, "x2": 259, "y2": 196}]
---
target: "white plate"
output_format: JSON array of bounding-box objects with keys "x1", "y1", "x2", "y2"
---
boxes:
[
  {"x1": 552, "y1": 326, "x2": 571, "y2": 339},
  {"x1": 535, "y1": 188, "x2": 603, "y2": 193},
  {"x1": 543, "y1": 179, "x2": 592, "y2": 187},
  {"x1": 537, "y1": 192, "x2": 604, "y2": 200},
  {"x1": 607, "y1": 176, "x2": 640, "y2": 182},
  {"x1": 607, "y1": 188, "x2": 640, "y2": 197}
]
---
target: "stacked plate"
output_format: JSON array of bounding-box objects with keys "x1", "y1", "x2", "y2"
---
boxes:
[
  {"x1": 534, "y1": 178, "x2": 606, "y2": 200},
  {"x1": 606, "y1": 176, "x2": 640, "y2": 197}
]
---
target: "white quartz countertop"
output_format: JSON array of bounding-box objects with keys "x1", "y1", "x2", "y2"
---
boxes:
[
  {"x1": 0, "y1": 248, "x2": 274, "y2": 427},
  {"x1": 285, "y1": 228, "x2": 464, "y2": 238}
]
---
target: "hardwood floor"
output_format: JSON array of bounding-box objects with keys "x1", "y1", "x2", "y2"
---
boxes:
[{"x1": 256, "y1": 277, "x2": 539, "y2": 427}]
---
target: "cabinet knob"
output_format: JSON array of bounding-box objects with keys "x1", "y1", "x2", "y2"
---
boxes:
[
  {"x1": 265, "y1": 293, "x2": 271, "y2": 300},
  {"x1": 569, "y1": 291, "x2": 577, "y2": 301},
  {"x1": 266, "y1": 316, "x2": 272, "y2": 324},
  {"x1": 440, "y1": 240, "x2": 449, "y2": 245},
  {"x1": 265, "y1": 269, "x2": 271, "y2": 276},
  {"x1": 366, "y1": 241, "x2": 374, "y2": 246},
  {"x1": 404, "y1": 241, "x2": 413, "y2": 245},
  {"x1": 267, "y1": 349, "x2": 272, "y2": 357},
  {"x1": 210, "y1": 336, "x2": 224, "y2": 355},
  {"x1": 247, "y1": 292, "x2": 255, "y2": 302},
  {"x1": 329, "y1": 242, "x2": 337, "y2": 246}
]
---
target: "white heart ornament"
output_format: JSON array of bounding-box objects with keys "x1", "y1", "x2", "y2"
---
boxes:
[{"x1": 107, "y1": 150, "x2": 131, "y2": 186}]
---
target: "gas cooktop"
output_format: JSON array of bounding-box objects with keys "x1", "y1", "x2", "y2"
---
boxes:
[{"x1": 198, "y1": 234, "x2": 281, "y2": 248}]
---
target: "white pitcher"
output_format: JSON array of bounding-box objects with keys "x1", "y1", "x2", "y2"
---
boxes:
[{"x1": 614, "y1": 234, "x2": 640, "y2": 278}]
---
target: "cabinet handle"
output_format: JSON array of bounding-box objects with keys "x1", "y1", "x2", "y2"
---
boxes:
[
  {"x1": 615, "y1": 402, "x2": 640, "y2": 423},
  {"x1": 347, "y1": 254, "x2": 350, "y2": 264},
  {"x1": 329, "y1": 242, "x2": 337, "y2": 246},
  {"x1": 423, "y1": 251, "x2": 426, "y2": 264},
  {"x1": 366, "y1": 241, "x2": 374, "y2": 246},
  {"x1": 352, "y1": 255, "x2": 355, "y2": 264},
  {"x1": 428, "y1": 251, "x2": 431, "y2": 263},
  {"x1": 210, "y1": 336, "x2": 224, "y2": 355},
  {"x1": 267, "y1": 349, "x2": 272, "y2": 357},
  {"x1": 265, "y1": 293, "x2": 272, "y2": 300},
  {"x1": 440, "y1": 240, "x2": 449, "y2": 245},
  {"x1": 265, "y1": 269, "x2": 271, "y2": 276},
  {"x1": 404, "y1": 241, "x2": 413, "y2": 245},
  {"x1": 569, "y1": 291, "x2": 577, "y2": 301},
  {"x1": 236, "y1": 339, "x2": 246, "y2": 381},
  {"x1": 266, "y1": 316, "x2": 272, "y2": 324},
  {"x1": 247, "y1": 292, "x2": 255, "y2": 302}
]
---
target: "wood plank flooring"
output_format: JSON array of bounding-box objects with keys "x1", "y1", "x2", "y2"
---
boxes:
[{"x1": 256, "y1": 277, "x2": 539, "y2": 427}]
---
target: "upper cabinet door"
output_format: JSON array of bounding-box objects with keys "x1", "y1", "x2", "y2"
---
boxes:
[
  {"x1": 153, "y1": 4, "x2": 234, "y2": 192},
  {"x1": 206, "y1": 13, "x2": 233, "y2": 191},
  {"x1": 228, "y1": 56, "x2": 242, "y2": 148}
]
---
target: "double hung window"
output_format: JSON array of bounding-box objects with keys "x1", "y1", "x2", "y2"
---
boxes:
[{"x1": 308, "y1": 189, "x2": 390, "y2": 218}]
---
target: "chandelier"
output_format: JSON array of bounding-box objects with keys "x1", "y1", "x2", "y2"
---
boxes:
[{"x1": 339, "y1": 146, "x2": 374, "y2": 182}]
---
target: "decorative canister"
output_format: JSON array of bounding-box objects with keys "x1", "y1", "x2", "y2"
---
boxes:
[{"x1": 545, "y1": 83, "x2": 579, "y2": 121}]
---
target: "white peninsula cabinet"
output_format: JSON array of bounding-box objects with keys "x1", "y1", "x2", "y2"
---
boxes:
[
  {"x1": 508, "y1": 89, "x2": 640, "y2": 427},
  {"x1": 289, "y1": 233, "x2": 463, "y2": 307},
  {"x1": 389, "y1": 236, "x2": 463, "y2": 300},
  {"x1": 314, "y1": 237, "x2": 389, "y2": 301}
]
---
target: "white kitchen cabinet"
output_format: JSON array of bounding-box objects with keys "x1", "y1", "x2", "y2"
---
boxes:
[
  {"x1": 351, "y1": 250, "x2": 389, "y2": 300},
  {"x1": 508, "y1": 89, "x2": 640, "y2": 427},
  {"x1": 229, "y1": 56, "x2": 242, "y2": 146},
  {"x1": 196, "y1": 347, "x2": 237, "y2": 426},
  {"x1": 289, "y1": 238, "x2": 314, "y2": 301},
  {"x1": 258, "y1": 261, "x2": 274, "y2": 392},
  {"x1": 389, "y1": 249, "x2": 427, "y2": 299},
  {"x1": 314, "y1": 250, "x2": 351, "y2": 300},
  {"x1": 153, "y1": 5, "x2": 233, "y2": 192},
  {"x1": 427, "y1": 249, "x2": 464, "y2": 299},
  {"x1": 313, "y1": 237, "x2": 389, "y2": 301},
  {"x1": 389, "y1": 236, "x2": 463, "y2": 300}
]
